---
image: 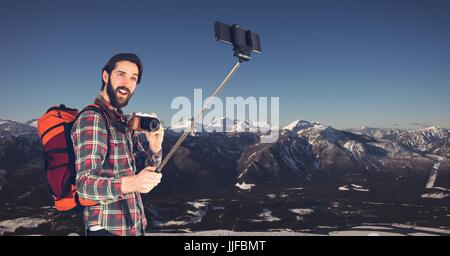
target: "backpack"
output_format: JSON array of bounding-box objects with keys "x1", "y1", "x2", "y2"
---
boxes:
[{"x1": 37, "y1": 104, "x2": 110, "y2": 211}]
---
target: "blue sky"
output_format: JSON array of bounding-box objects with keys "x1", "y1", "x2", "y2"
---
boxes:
[{"x1": 0, "y1": 0, "x2": 449, "y2": 129}]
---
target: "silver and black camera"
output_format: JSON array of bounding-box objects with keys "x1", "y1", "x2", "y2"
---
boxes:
[{"x1": 128, "y1": 112, "x2": 160, "y2": 132}]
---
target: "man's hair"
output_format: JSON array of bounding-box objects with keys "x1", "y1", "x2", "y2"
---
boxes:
[{"x1": 101, "y1": 53, "x2": 143, "y2": 90}]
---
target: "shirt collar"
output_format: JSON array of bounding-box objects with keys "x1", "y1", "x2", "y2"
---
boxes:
[{"x1": 95, "y1": 94, "x2": 127, "y2": 124}]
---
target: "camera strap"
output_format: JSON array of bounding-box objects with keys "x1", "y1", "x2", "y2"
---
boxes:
[{"x1": 94, "y1": 98, "x2": 128, "y2": 134}]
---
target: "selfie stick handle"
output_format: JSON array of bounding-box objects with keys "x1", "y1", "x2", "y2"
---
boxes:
[{"x1": 155, "y1": 61, "x2": 242, "y2": 173}]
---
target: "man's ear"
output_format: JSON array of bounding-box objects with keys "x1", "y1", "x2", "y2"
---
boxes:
[{"x1": 102, "y1": 70, "x2": 109, "y2": 86}]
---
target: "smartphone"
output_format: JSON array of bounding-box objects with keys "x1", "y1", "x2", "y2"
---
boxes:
[{"x1": 214, "y1": 21, "x2": 262, "y2": 54}]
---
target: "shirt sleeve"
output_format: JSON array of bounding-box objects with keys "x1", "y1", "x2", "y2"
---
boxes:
[
  {"x1": 71, "y1": 110, "x2": 125, "y2": 204},
  {"x1": 132, "y1": 131, "x2": 162, "y2": 171}
]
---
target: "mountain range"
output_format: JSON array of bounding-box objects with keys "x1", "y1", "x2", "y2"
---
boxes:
[
  {"x1": 1, "y1": 117, "x2": 448, "y2": 195},
  {"x1": 1, "y1": 117, "x2": 449, "y2": 235}
]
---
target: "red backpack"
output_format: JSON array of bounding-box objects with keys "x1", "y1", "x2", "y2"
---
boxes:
[{"x1": 37, "y1": 104, "x2": 110, "y2": 211}]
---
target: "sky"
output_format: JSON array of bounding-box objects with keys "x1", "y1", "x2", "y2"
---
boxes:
[{"x1": 0, "y1": 0, "x2": 449, "y2": 129}]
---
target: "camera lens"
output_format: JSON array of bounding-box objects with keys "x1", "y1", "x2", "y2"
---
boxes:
[
  {"x1": 149, "y1": 119, "x2": 160, "y2": 132},
  {"x1": 140, "y1": 116, "x2": 160, "y2": 132}
]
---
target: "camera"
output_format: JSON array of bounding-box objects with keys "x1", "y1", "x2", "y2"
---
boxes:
[{"x1": 128, "y1": 112, "x2": 160, "y2": 132}]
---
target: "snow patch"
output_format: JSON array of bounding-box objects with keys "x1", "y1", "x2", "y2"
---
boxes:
[
  {"x1": 250, "y1": 209, "x2": 281, "y2": 223},
  {"x1": 266, "y1": 194, "x2": 276, "y2": 199},
  {"x1": 352, "y1": 226, "x2": 393, "y2": 230},
  {"x1": 236, "y1": 182, "x2": 255, "y2": 190},
  {"x1": 26, "y1": 119, "x2": 38, "y2": 128},
  {"x1": 339, "y1": 184, "x2": 369, "y2": 192},
  {"x1": 282, "y1": 119, "x2": 314, "y2": 133},
  {"x1": 146, "y1": 229, "x2": 317, "y2": 236},
  {"x1": 407, "y1": 232, "x2": 440, "y2": 236},
  {"x1": 425, "y1": 161, "x2": 440, "y2": 188},
  {"x1": 286, "y1": 187, "x2": 304, "y2": 191},
  {"x1": 432, "y1": 187, "x2": 450, "y2": 192},
  {"x1": 0, "y1": 217, "x2": 48, "y2": 235},
  {"x1": 153, "y1": 220, "x2": 190, "y2": 227},
  {"x1": 289, "y1": 208, "x2": 314, "y2": 215},
  {"x1": 186, "y1": 199, "x2": 209, "y2": 209},
  {"x1": 329, "y1": 230, "x2": 405, "y2": 236},
  {"x1": 185, "y1": 199, "x2": 209, "y2": 223},
  {"x1": 338, "y1": 186, "x2": 349, "y2": 191},
  {"x1": 390, "y1": 224, "x2": 450, "y2": 235},
  {"x1": 421, "y1": 192, "x2": 449, "y2": 199}
]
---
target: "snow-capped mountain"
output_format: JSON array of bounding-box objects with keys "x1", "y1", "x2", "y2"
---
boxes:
[
  {"x1": 239, "y1": 120, "x2": 382, "y2": 185},
  {"x1": 0, "y1": 119, "x2": 38, "y2": 139},
  {"x1": 237, "y1": 120, "x2": 449, "y2": 187},
  {"x1": 394, "y1": 127, "x2": 449, "y2": 157},
  {"x1": 347, "y1": 127, "x2": 404, "y2": 139},
  {"x1": 24, "y1": 119, "x2": 38, "y2": 128},
  {"x1": 206, "y1": 117, "x2": 276, "y2": 133},
  {"x1": 282, "y1": 119, "x2": 316, "y2": 133},
  {"x1": 170, "y1": 117, "x2": 277, "y2": 134}
]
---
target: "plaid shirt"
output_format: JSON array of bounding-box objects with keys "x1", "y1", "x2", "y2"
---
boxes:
[{"x1": 71, "y1": 95, "x2": 161, "y2": 236}]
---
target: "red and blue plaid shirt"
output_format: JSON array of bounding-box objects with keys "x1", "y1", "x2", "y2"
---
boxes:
[{"x1": 71, "y1": 95, "x2": 161, "y2": 236}]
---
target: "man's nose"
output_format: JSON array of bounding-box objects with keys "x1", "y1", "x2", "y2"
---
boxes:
[{"x1": 122, "y1": 77, "x2": 132, "y2": 87}]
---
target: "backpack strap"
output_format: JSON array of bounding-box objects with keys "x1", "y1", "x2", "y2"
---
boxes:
[{"x1": 78, "y1": 104, "x2": 112, "y2": 165}]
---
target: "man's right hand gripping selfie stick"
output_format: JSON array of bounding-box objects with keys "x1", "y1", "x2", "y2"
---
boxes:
[{"x1": 155, "y1": 21, "x2": 262, "y2": 173}]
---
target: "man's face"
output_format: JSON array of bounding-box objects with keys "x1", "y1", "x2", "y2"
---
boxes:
[{"x1": 103, "y1": 60, "x2": 139, "y2": 109}]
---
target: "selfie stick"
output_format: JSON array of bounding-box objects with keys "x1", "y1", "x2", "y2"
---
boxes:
[
  {"x1": 155, "y1": 21, "x2": 261, "y2": 173},
  {"x1": 155, "y1": 61, "x2": 241, "y2": 173}
]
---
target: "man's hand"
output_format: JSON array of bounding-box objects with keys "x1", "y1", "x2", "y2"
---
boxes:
[
  {"x1": 144, "y1": 113, "x2": 164, "y2": 153},
  {"x1": 121, "y1": 166, "x2": 162, "y2": 194}
]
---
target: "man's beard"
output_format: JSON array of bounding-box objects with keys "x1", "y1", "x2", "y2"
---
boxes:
[{"x1": 106, "y1": 80, "x2": 133, "y2": 109}]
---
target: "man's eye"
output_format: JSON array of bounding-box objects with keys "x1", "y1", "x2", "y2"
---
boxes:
[
  {"x1": 118, "y1": 73, "x2": 125, "y2": 77},
  {"x1": 131, "y1": 77, "x2": 137, "y2": 81}
]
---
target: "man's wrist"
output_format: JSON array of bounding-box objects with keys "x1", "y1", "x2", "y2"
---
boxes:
[
  {"x1": 149, "y1": 144, "x2": 162, "y2": 153},
  {"x1": 121, "y1": 176, "x2": 135, "y2": 194}
]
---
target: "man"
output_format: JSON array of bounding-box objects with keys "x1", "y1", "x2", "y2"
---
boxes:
[{"x1": 71, "y1": 53, "x2": 164, "y2": 236}]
